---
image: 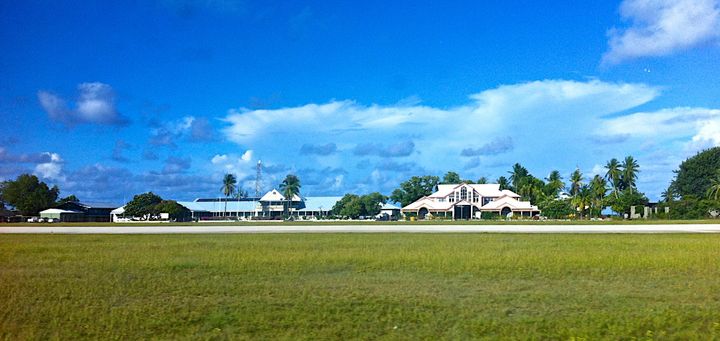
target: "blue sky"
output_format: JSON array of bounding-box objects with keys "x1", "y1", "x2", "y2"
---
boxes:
[{"x1": 1, "y1": 0, "x2": 719, "y2": 203}]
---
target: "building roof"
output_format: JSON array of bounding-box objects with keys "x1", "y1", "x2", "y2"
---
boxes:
[
  {"x1": 110, "y1": 206, "x2": 125, "y2": 215},
  {"x1": 380, "y1": 203, "x2": 401, "y2": 210},
  {"x1": 40, "y1": 208, "x2": 82, "y2": 214},
  {"x1": 296, "y1": 196, "x2": 342, "y2": 212},
  {"x1": 259, "y1": 189, "x2": 301, "y2": 202},
  {"x1": 56, "y1": 201, "x2": 120, "y2": 210},
  {"x1": 176, "y1": 200, "x2": 257, "y2": 213},
  {"x1": 480, "y1": 195, "x2": 538, "y2": 211},
  {"x1": 431, "y1": 183, "x2": 520, "y2": 198}
]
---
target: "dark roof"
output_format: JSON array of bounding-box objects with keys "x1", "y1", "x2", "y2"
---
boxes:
[{"x1": 56, "y1": 202, "x2": 120, "y2": 210}]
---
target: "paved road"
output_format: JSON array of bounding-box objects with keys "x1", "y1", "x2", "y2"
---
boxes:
[{"x1": 1, "y1": 224, "x2": 720, "y2": 234}]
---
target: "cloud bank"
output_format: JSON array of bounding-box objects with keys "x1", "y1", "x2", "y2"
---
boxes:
[
  {"x1": 222, "y1": 79, "x2": 713, "y2": 198},
  {"x1": 603, "y1": 0, "x2": 720, "y2": 64}
]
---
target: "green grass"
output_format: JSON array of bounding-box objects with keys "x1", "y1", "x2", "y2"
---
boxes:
[
  {"x1": 9, "y1": 218, "x2": 720, "y2": 227},
  {"x1": 1, "y1": 234, "x2": 720, "y2": 339}
]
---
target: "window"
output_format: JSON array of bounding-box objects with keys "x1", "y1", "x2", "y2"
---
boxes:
[{"x1": 460, "y1": 187, "x2": 467, "y2": 201}]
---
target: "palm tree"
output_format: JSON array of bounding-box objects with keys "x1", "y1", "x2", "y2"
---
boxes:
[
  {"x1": 497, "y1": 176, "x2": 510, "y2": 190},
  {"x1": 221, "y1": 173, "x2": 237, "y2": 218},
  {"x1": 279, "y1": 174, "x2": 301, "y2": 218},
  {"x1": 707, "y1": 171, "x2": 720, "y2": 201},
  {"x1": 544, "y1": 170, "x2": 564, "y2": 198},
  {"x1": 604, "y1": 158, "x2": 621, "y2": 199},
  {"x1": 621, "y1": 156, "x2": 640, "y2": 194},
  {"x1": 661, "y1": 186, "x2": 675, "y2": 203},
  {"x1": 572, "y1": 185, "x2": 592, "y2": 219},
  {"x1": 569, "y1": 168, "x2": 583, "y2": 196},
  {"x1": 508, "y1": 163, "x2": 529, "y2": 192},
  {"x1": 590, "y1": 175, "x2": 608, "y2": 218}
]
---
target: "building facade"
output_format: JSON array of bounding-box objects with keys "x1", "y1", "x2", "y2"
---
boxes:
[
  {"x1": 401, "y1": 183, "x2": 539, "y2": 220},
  {"x1": 176, "y1": 189, "x2": 342, "y2": 220}
]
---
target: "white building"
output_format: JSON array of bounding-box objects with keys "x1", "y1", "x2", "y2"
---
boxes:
[
  {"x1": 176, "y1": 189, "x2": 342, "y2": 221},
  {"x1": 401, "y1": 183, "x2": 539, "y2": 220}
]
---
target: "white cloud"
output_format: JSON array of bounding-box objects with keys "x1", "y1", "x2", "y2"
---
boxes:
[
  {"x1": 600, "y1": 107, "x2": 720, "y2": 145},
  {"x1": 241, "y1": 150, "x2": 253, "y2": 161},
  {"x1": 222, "y1": 79, "x2": 673, "y2": 196},
  {"x1": 150, "y1": 116, "x2": 215, "y2": 146},
  {"x1": 38, "y1": 82, "x2": 127, "y2": 125},
  {"x1": 33, "y1": 152, "x2": 65, "y2": 181},
  {"x1": 211, "y1": 154, "x2": 229, "y2": 164},
  {"x1": 207, "y1": 151, "x2": 256, "y2": 191},
  {"x1": 692, "y1": 119, "x2": 720, "y2": 146},
  {"x1": 603, "y1": 0, "x2": 720, "y2": 64}
]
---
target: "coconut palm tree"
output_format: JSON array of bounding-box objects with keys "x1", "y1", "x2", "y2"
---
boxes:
[
  {"x1": 221, "y1": 173, "x2": 237, "y2": 218},
  {"x1": 497, "y1": 176, "x2": 510, "y2": 190},
  {"x1": 572, "y1": 185, "x2": 592, "y2": 219},
  {"x1": 590, "y1": 175, "x2": 608, "y2": 218},
  {"x1": 508, "y1": 163, "x2": 529, "y2": 192},
  {"x1": 604, "y1": 158, "x2": 621, "y2": 199},
  {"x1": 569, "y1": 168, "x2": 583, "y2": 196},
  {"x1": 707, "y1": 171, "x2": 720, "y2": 201},
  {"x1": 661, "y1": 186, "x2": 676, "y2": 203},
  {"x1": 544, "y1": 170, "x2": 564, "y2": 198},
  {"x1": 279, "y1": 174, "x2": 301, "y2": 217},
  {"x1": 621, "y1": 156, "x2": 640, "y2": 194}
]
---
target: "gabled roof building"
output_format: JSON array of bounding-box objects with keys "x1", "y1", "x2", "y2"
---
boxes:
[
  {"x1": 401, "y1": 183, "x2": 539, "y2": 220},
  {"x1": 174, "y1": 189, "x2": 342, "y2": 220}
]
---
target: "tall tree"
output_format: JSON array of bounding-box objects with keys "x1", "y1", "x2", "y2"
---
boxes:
[
  {"x1": 544, "y1": 170, "x2": 564, "y2": 198},
  {"x1": 221, "y1": 173, "x2": 237, "y2": 218},
  {"x1": 441, "y1": 171, "x2": 462, "y2": 184},
  {"x1": 660, "y1": 186, "x2": 676, "y2": 203},
  {"x1": 390, "y1": 175, "x2": 439, "y2": 207},
  {"x1": 569, "y1": 168, "x2": 583, "y2": 196},
  {"x1": 571, "y1": 185, "x2": 592, "y2": 219},
  {"x1": 604, "y1": 158, "x2": 622, "y2": 198},
  {"x1": 508, "y1": 163, "x2": 529, "y2": 192},
  {"x1": 589, "y1": 175, "x2": 608, "y2": 218},
  {"x1": 496, "y1": 176, "x2": 510, "y2": 190},
  {"x1": 671, "y1": 147, "x2": 720, "y2": 199},
  {"x1": 0, "y1": 174, "x2": 59, "y2": 216},
  {"x1": 124, "y1": 192, "x2": 163, "y2": 220},
  {"x1": 476, "y1": 176, "x2": 488, "y2": 184},
  {"x1": 279, "y1": 174, "x2": 301, "y2": 217},
  {"x1": 621, "y1": 156, "x2": 640, "y2": 194}
]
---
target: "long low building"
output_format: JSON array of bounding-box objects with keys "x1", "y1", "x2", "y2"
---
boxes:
[
  {"x1": 402, "y1": 183, "x2": 540, "y2": 220},
  {"x1": 182, "y1": 190, "x2": 342, "y2": 220},
  {"x1": 112, "y1": 189, "x2": 343, "y2": 221}
]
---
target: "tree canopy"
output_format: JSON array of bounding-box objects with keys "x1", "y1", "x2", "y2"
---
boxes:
[
  {"x1": 124, "y1": 192, "x2": 163, "y2": 219},
  {"x1": 332, "y1": 192, "x2": 387, "y2": 218},
  {"x1": 671, "y1": 147, "x2": 720, "y2": 199},
  {"x1": 390, "y1": 175, "x2": 439, "y2": 207},
  {"x1": 57, "y1": 195, "x2": 80, "y2": 205},
  {"x1": 124, "y1": 193, "x2": 190, "y2": 220},
  {"x1": 153, "y1": 200, "x2": 191, "y2": 220},
  {"x1": 0, "y1": 174, "x2": 59, "y2": 215}
]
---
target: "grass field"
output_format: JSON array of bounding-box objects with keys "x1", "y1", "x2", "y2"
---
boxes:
[
  {"x1": 1, "y1": 234, "x2": 719, "y2": 339},
  {"x1": 8, "y1": 218, "x2": 720, "y2": 227}
]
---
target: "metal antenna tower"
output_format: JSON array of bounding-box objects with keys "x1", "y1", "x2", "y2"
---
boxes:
[{"x1": 255, "y1": 160, "x2": 262, "y2": 197}]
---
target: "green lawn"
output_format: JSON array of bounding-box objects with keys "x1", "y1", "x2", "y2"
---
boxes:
[
  {"x1": 9, "y1": 218, "x2": 720, "y2": 227},
  {"x1": 1, "y1": 234, "x2": 719, "y2": 339}
]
